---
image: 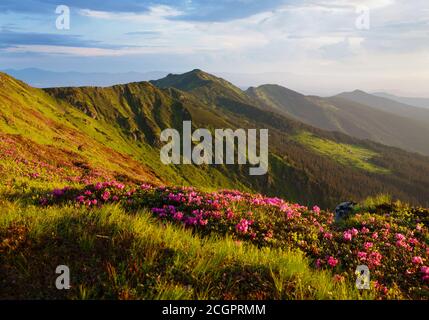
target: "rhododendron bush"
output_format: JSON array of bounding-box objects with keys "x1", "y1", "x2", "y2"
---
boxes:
[{"x1": 42, "y1": 181, "x2": 429, "y2": 299}]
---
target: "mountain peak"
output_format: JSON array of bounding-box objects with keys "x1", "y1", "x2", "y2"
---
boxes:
[
  {"x1": 151, "y1": 69, "x2": 245, "y2": 98},
  {"x1": 351, "y1": 89, "x2": 369, "y2": 95}
]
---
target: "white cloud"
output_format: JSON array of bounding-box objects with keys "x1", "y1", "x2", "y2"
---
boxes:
[{"x1": 3, "y1": 0, "x2": 428, "y2": 95}]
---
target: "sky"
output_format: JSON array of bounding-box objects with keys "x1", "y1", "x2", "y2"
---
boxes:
[{"x1": 0, "y1": 0, "x2": 428, "y2": 96}]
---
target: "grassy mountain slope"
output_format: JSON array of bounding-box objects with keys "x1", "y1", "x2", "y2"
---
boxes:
[
  {"x1": 0, "y1": 73, "x2": 159, "y2": 186},
  {"x1": 3, "y1": 70, "x2": 429, "y2": 208},
  {"x1": 1, "y1": 182, "x2": 427, "y2": 299},
  {"x1": 247, "y1": 84, "x2": 429, "y2": 156},
  {"x1": 1, "y1": 71, "x2": 428, "y2": 300},
  {"x1": 148, "y1": 70, "x2": 429, "y2": 207},
  {"x1": 246, "y1": 84, "x2": 344, "y2": 132}
]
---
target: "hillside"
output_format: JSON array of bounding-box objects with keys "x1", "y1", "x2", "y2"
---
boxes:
[
  {"x1": 0, "y1": 71, "x2": 428, "y2": 300},
  {"x1": 247, "y1": 84, "x2": 429, "y2": 156},
  {"x1": 3, "y1": 70, "x2": 429, "y2": 209},
  {"x1": 1, "y1": 182, "x2": 428, "y2": 299}
]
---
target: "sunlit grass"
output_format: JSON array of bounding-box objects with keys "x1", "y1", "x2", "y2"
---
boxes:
[
  {"x1": 0, "y1": 202, "x2": 369, "y2": 300},
  {"x1": 294, "y1": 131, "x2": 390, "y2": 174}
]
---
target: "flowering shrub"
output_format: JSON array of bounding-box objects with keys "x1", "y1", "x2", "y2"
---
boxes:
[{"x1": 42, "y1": 181, "x2": 429, "y2": 299}]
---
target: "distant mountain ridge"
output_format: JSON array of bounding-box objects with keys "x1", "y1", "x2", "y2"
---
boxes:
[
  {"x1": 2, "y1": 68, "x2": 169, "y2": 88},
  {"x1": 246, "y1": 85, "x2": 429, "y2": 156},
  {"x1": 373, "y1": 92, "x2": 429, "y2": 109},
  {"x1": 335, "y1": 90, "x2": 429, "y2": 125}
]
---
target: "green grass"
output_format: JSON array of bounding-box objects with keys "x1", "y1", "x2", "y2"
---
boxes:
[
  {"x1": 0, "y1": 201, "x2": 368, "y2": 300},
  {"x1": 294, "y1": 132, "x2": 390, "y2": 174}
]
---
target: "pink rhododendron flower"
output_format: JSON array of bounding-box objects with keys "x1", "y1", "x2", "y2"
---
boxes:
[
  {"x1": 313, "y1": 205, "x2": 321, "y2": 215},
  {"x1": 364, "y1": 242, "x2": 374, "y2": 250},
  {"x1": 173, "y1": 212, "x2": 184, "y2": 221},
  {"x1": 357, "y1": 252, "x2": 367, "y2": 261},
  {"x1": 343, "y1": 231, "x2": 352, "y2": 241},
  {"x1": 395, "y1": 233, "x2": 406, "y2": 241},
  {"x1": 421, "y1": 266, "x2": 429, "y2": 274},
  {"x1": 327, "y1": 256, "x2": 338, "y2": 267},
  {"x1": 412, "y1": 256, "x2": 424, "y2": 265},
  {"x1": 323, "y1": 232, "x2": 333, "y2": 240},
  {"x1": 101, "y1": 191, "x2": 110, "y2": 201},
  {"x1": 368, "y1": 252, "x2": 383, "y2": 267},
  {"x1": 236, "y1": 219, "x2": 251, "y2": 234}
]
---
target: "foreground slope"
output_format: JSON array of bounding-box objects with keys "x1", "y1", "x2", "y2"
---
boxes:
[
  {"x1": 1, "y1": 182, "x2": 427, "y2": 299},
  {"x1": 0, "y1": 71, "x2": 428, "y2": 300}
]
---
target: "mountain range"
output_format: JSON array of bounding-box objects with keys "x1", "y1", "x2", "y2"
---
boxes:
[
  {"x1": 374, "y1": 92, "x2": 429, "y2": 109},
  {"x1": 247, "y1": 85, "x2": 429, "y2": 156},
  {"x1": 1, "y1": 69, "x2": 429, "y2": 209}
]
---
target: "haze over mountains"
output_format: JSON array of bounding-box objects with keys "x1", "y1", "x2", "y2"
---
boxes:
[
  {"x1": 2, "y1": 69, "x2": 429, "y2": 208},
  {"x1": 2, "y1": 68, "x2": 169, "y2": 88},
  {"x1": 374, "y1": 92, "x2": 429, "y2": 109}
]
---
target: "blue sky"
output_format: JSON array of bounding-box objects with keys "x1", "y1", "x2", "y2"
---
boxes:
[{"x1": 0, "y1": 0, "x2": 428, "y2": 95}]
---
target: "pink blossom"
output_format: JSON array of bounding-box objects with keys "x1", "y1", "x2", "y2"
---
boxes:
[
  {"x1": 343, "y1": 231, "x2": 352, "y2": 241},
  {"x1": 101, "y1": 191, "x2": 110, "y2": 201},
  {"x1": 327, "y1": 256, "x2": 338, "y2": 267},
  {"x1": 412, "y1": 256, "x2": 424, "y2": 265},
  {"x1": 312, "y1": 205, "x2": 321, "y2": 215},
  {"x1": 368, "y1": 252, "x2": 383, "y2": 267},
  {"x1": 364, "y1": 242, "x2": 374, "y2": 250},
  {"x1": 323, "y1": 232, "x2": 333, "y2": 240},
  {"x1": 395, "y1": 233, "x2": 406, "y2": 241},
  {"x1": 396, "y1": 240, "x2": 407, "y2": 248},
  {"x1": 173, "y1": 212, "x2": 184, "y2": 221},
  {"x1": 226, "y1": 209, "x2": 234, "y2": 220},
  {"x1": 236, "y1": 219, "x2": 250, "y2": 234},
  {"x1": 409, "y1": 238, "x2": 419, "y2": 246},
  {"x1": 357, "y1": 252, "x2": 367, "y2": 261}
]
